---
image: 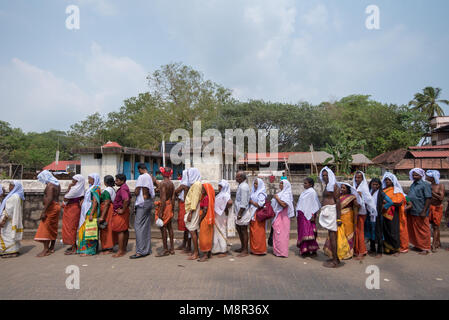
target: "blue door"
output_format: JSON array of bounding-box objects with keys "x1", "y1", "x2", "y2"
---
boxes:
[
  {"x1": 123, "y1": 161, "x2": 131, "y2": 181},
  {"x1": 134, "y1": 162, "x2": 140, "y2": 180}
]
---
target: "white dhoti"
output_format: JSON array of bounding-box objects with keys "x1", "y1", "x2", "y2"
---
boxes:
[
  {"x1": 227, "y1": 205, "x2": 236, "y2": 237},
  {"x1": 235, "y1": 209, "x2": 251, "y2": 226},
  {"x1": 0, "y1": 194, "x2": 23, "y2": 255},
  {"x1": 319, "y1": 204, "x2": 337, "y2": 232},
  {"x1": 212, "y1": 213, "x2": 228, "y2": 254},
  {"x1": 184, "y1": 205, "x2": 201, "y2": 232}
]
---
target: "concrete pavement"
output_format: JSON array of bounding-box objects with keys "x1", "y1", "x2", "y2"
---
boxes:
[{"x1": 1, "y1": 236, "x2": 449, "y2": 300}]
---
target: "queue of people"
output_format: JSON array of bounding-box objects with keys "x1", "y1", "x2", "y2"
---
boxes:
[{"x1": 0, "y1": 166, "x2": 448, "y2": 265}]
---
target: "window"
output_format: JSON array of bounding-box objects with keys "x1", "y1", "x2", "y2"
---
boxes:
[{"x1": 94, "y1": 153, "x2": 102, "y2": 159}]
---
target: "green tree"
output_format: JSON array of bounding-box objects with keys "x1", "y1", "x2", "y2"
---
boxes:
[{"x1": 409, "y1": 87, "x2": 449, "y2": 119}]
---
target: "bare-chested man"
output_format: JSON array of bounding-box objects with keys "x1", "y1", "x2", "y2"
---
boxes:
[
  {"x1": 130, "y1": 163, "x2": 155, "y2": 259},
  {"x1": 155, "y1": 167, "x2": 175, "y2": 257},
  {"x1": 318, "y1": 167, "x2": 341, "y2": 268},
  {"x1": 425, "y1": 170, "x2": 445, "y2": 252},
  {"x1": 34, "y1": 170, "x2": 61, "y2": 257}
]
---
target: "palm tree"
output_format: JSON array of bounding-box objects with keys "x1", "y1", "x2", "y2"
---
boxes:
[{"x1": 409, "y1": 87, "x2": 449, "y2": 119}]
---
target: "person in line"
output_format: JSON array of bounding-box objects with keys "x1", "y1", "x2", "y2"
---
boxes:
[
  {"x1": 366, "y1": 178, "x2": 393, "y2": 258},
  {"x1": 296, "y1": 177, "x2": 320, "y2": 257},
  {"x1": 175, "y1": 169, "x2": 191, "y2": 253},
  {"x1": 212, "y1": 180, "x2": 232, "y2": 257},
  {"x1": 62, "y1": 174, "x2": 85, "y2": 255},
  {"x1": 77, "y1": 173, "x2": 101, "y2": 256},
  {"x1": 324, "y1": 182, "x2": 359, "y2": 260},
  {"x1": 198, "y1": 183, "x2": 215, "y2": 262},
  {"x1": 111, "y1": 174, "x2": 130, "y2": 258},
  {"x1": 0, "y1": 181, "x2": 25, "y2": 258},
  {"x1": 35, "y1": 170, "x2": 61, "y2": 257},
  {"x1": 318, "y1": 167, "x2": 341, "y2": 268},
  {"x1": 407, "y1": 168, "x2": 432, "y2": 255},
  {"x1": 352, "y1": 171, "x2": 377, "y2": 260},
  {"x1": 131, "y1": 163, "x2": 155, "y2": 259},
  {"x1": 98, "y1": 175, "x2": 117, "y2": 255},
  {"x1": 155, "y1": 167, "x2": 175, "y2": 257},
  {"x1": 234, "y1": 171, "x2": 251, "y2": 258},
  {"x1": 425, "y1": 170, "x2": 445, "y2": 252},
  {"x1": 184, "y1": 168, "x2": 202, "y2": 260},
  {"x1": 271, "y1": 179, "x2": 295, "y2": 258},
  {"x1": 381, "y1": 172, "x2": 406, "y2": 256},
  {"x1": 249, "y1": 178, "x2": 268, "y2": 255}
]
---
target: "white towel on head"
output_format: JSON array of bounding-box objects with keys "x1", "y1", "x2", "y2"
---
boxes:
[
  {"x1": 319, "y1": 166, "x2": 336, "y2": 193},
  {"x1": 352, "y1": 171, "x2": 377, "y2": 218},
  {"x1": 426, "y1": 170, "x2": 440, "y2": 184},
  {"x1": 409, "y1": 168, "x2": 425, "y2": 181},
  {"x1": 271, "y1": 179, "x2": 295, "y2": 222},
  {"x1": 65, "y1": 174, "x2": 85, "y2": 199},
  {"x1": 37, "y1": 170, "x2": 60, "y2": 186}
]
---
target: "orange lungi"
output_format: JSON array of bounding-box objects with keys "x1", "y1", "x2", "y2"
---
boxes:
[
  {"x1": 399, "y1": 203, "x2": 409, "y2": 252},
  {"x1": 155, "y1": 200, "x2": 174, "y2": 226},
  {"x1": 100, "y1": 202, "x2": 118, "y2": 250},
  {"x1": 111, "y1": 208, "x2": 130, "y2": 233},
  {"x1": 199, "y1": 183, "x2": 215, "y2": 253},
  {"x1": 354, "y1": 214, "x2": 367, "y2": 255},
  {"x1": 429, "y1": 204, "x2": 443, "y2": 226},
  {"x1": 35, "y1": 202, "x2": 61, "y2": 241},
  {"x1": 407, "y1": 214, "x2": 431, "y2": 251},
  {"x1": 62, "y1": 202, "x2": 81, "y2": 245},
  {"x1": 177, "y1": 200, "x2": 187, "y2": 231},
  {"x1": 250, "y1": 218, "x2": 267, "y2": 255}
]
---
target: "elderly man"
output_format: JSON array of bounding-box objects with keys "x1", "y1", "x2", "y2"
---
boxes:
[
  {"x1": 234, "y1": 171, "x2": 251, "y2": 258},
  {"x1": 426, "y1": 170, "x2": 445, "y2": 252},
  {"x1": 155, "y1": 167, "x2": 175, "y2": 257},
  {"x1": 407, "y1": 168, "x2": 432, "y2": 255},
  {"x1": 34, "y1": 170, "x2": 61, "y2": 257}
]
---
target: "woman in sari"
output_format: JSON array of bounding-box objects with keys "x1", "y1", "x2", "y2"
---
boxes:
[
  {"x1": 270, "y1": 179, "x2": 295, "y2": 258},
  {"x1": 324, "y1": 183, "x2": 359, "y2": 260},
  {"x1": 62, "y1": 174, "x2": 85, "y2": 255},
  {"x1": 212, "y1": 180, "x2": 232, "y2": 257},
  {"x1": 249, "y1": 178, "x2": 268, "y2": 255},
  {"x1": 99, "y1": 175, "x2": 117, "y2": 254},
  {"x1": 296, "y1": 177, "x2": 320, "y2": 257},
  {"x1": 0, "y1": 181, "x2": 24, "y2": 258},
  {"x1": 381, "y1": 172, "x2": 406, "y2": 256},
  {"x1": 77, "y1": 173, "x2": 101, "y2": 256}
]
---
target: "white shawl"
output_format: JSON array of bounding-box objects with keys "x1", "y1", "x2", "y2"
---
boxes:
[
  {"x1": 250, "y1": 178, "x2": 267, "y2": 221},
  {"x1": 65, "y1": 174, "x2": 85, "y2": 199},
  {"x1": 320, "y1": 166, "x2": 336, "y2": 192},
  {"x1": 78, "y1": 173, "x2": 100, "y2": 230},
  {"x1": 215, "y1": 180, "x2": 231, "y2": 216},
  {"x1": 296, "y1": 187, "x2": 321, "y2": 220},
  {"x1": 271, "y1": 179, "x2": 295, "y2": 221},
  {"x1": 352, "y1": 171, "x2": 377, "y2": 218}
]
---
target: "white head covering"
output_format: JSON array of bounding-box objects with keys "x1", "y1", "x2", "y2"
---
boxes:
[
  {"x1": 78, "y1": 173, "x2": 101, "y2": 230},
  {"x1": 65, "y1": 174, "x2": 85, "y2": 199},
  {"x1": 409, "y1": 168, "x2": 426, "y2": 181},
  {"x1": 178, "y1": 169, "x2": 189, "y2": 201},
  {"x1": 382, "y1": 172, "x2": 406, "y2": 196},
  {"x1": 250, "y1": 178, "x2": 267, "y2": 220},
  {"x1": 0, "y1": 180, "x2": 25, "y2": 214},
  {"x1": 426, "y1": 170, "x2": 440, "y2": 184},
  {"x1": 187, "y1": 168, "x2": 201, "y2": 186},
  {"x1": 37, "y1": 170, "x2": 60, "y2": 186},
  {"x1": 271, "y1": 179, "x2": 295, "y2": 221},
  {"x1": 296, "y1": 185, "x2": 321, "y2": 220},
  {"x1": 320, "y1": 166, "x2": 336, "y2": 192},
  {"x1": 352, "y1": 171, "x2": 377, "y2": 218},
  {"x1": 215, "y1": 180, "x2": 231, "y2": 216}
]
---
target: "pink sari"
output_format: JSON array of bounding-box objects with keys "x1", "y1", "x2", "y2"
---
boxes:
[{"x1": 272, "y1": 207, "x2": 290, "y2": 257}]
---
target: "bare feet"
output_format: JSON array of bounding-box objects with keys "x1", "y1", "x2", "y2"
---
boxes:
[
  {"x1": 175, "y1": 245, "x2": 185, "y2": 251},
  {"x1": 188, "y1": 254, "x2": 199, "y2": 260},
  {"x1": 169, "y1": 249, "x2": 175, "y2": 255},
  {"x1": 112, "y1": 251, "x2": 126, "y2": 258},
  {"x1": 393, "y1": 252, "x2": 400, "y2": 257},
  {"x1": 156, "y1": 250, "x2": 170, "y2": 257},
  {"x1": 198, "y1": 255, "x2": 208, "y2": 262},
  {"x1": 375, "y1": 254, "x2": 383, "y2": 259},
  {"x1": 217, "y1": 253, "x2": 227, "y2": 258},
  {"x1": 36, "y1": 250, "x2": 51, "y2": 257},
  {"x1": 100, "y1": 250, "x2": 113, "y2": 255},
  {"x1": 354, "y1": 254, "x2": 365, "y2": 261},
  {"x1": 237, "y1": 252, "x2": 249, "y2": 258},
  {"x1": 234, "y1": 248, "x2": 243, "y2": 253},
  {"x1": 418, "y1": 250, "x2": 429, "y2": 255},
  {"x1": 323, "y1": 260, "x2": 339, "y2": 268}
]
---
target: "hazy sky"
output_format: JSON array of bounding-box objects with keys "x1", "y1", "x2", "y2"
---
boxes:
[{"x1": 1, "y1": 0, "x2": 448, "y2": 132}]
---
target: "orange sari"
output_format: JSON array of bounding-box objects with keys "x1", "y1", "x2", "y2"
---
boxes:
[
  {"x1": 199, "y1": 183, "x2": 215, "y2": 252},
  {"x1": 100, "y1": 201, "x2": 118, "y2": 250},
  {"x1": 250, "y1": 217, "x2": 267, "y2": 255}
]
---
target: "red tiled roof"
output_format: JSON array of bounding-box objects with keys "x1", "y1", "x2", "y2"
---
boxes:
[
  {"x1": 43, "y1": 160, "x2": 80, "y2": 171},
  {"x1": 372, "y1": 149, "x2": 407, "y2": 165},
  {"x1": 395, "y1": 158, "x2": 449, "y2": 170},
  {"x1": 102, "y1": 141, "x2": 122, "y2": 148},
  {"x1": 409, "y1": 151, "x2": 449, "y2": 158},
  {"x1": 409, "y1": 144, "x2": 449, "y2": 150}
]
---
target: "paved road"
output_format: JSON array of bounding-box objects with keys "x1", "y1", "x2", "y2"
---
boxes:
[{"x1": 1, "y1": 237, "x2": 449, "y2": 300}]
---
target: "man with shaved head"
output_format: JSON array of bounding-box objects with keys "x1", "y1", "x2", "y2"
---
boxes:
[{"x1": 234, "y1": 171, "x2": 251, "y2": 257}]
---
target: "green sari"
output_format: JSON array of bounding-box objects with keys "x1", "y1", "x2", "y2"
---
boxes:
[{"x1": 77, "y1": 186, "x2": 101, "y2": 255}]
